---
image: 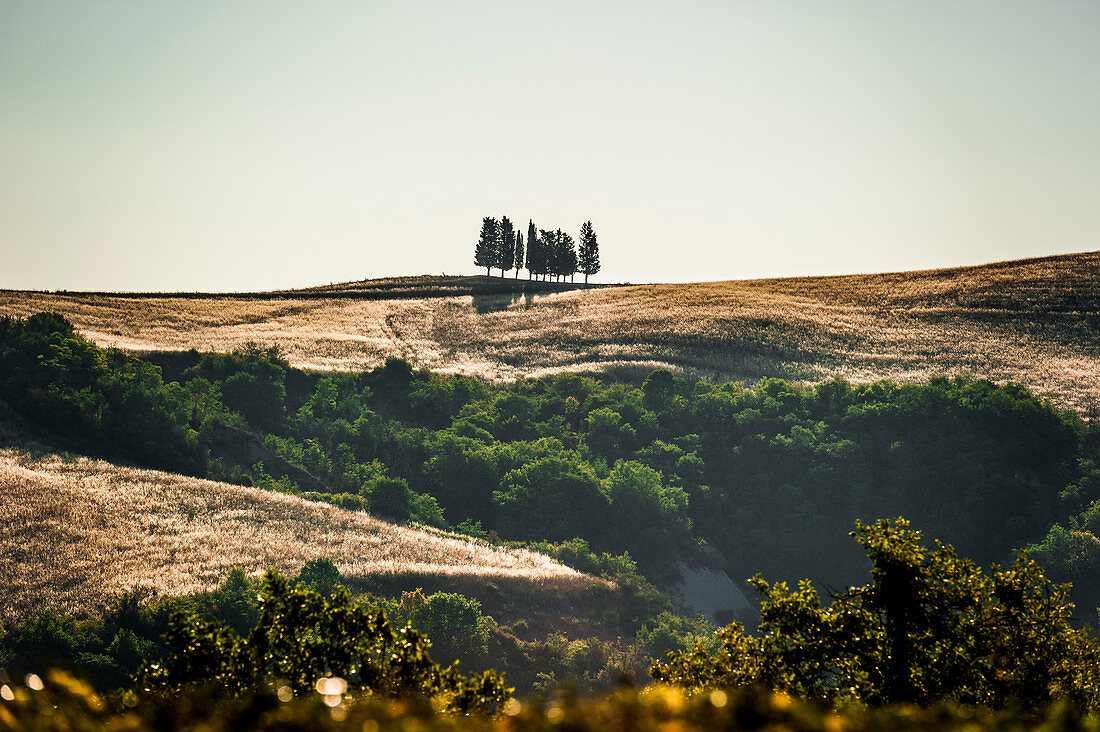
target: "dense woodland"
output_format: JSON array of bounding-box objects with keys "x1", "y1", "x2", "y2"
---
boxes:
[{"x1": 5, "y1": 312, "x2": 1100, "y2": 725}]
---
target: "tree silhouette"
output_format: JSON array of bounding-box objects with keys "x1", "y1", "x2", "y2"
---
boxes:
[
  {"x1": 499, "y1": 216, "x2": 515, "y2": 278},
  {"x1": 537, "y1": 229, "x2": 556, "y2": 281},
  {"x1": 513, "y1": 232, "x2": 524, "y2": 279},
  {"x1": 578, "y1": 221, "x2": 600, "y2": 283},
  {"x1": 559, "y1": 231, "x2": 577, "y2": 282},
  {"x1": 474, "y1": 217, "x2": 500, "y2": 278},
  {"x1": 475, "y1": 216, "x2": 600, "y2": 283},
  {"x1": 526, "y1": 220, "x2": 537, "y2": 280}
]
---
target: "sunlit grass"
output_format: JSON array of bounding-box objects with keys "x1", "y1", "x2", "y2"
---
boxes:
[
  {"x1": 0, "y1": 446, "x2": 587, "y2": 621},
  {"x1": 1, "y1": 250, "x2": 1097, "y2": 412}
]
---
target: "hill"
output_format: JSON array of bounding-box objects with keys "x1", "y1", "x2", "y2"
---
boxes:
[
  {"x1": 0, "y1": 437, "x2": 588, "y2": 623},
  {"x1": 1, "y1": 251, "x2": 1097, "y2": 412},
  {"x1": 284, "y1": 273, "x2": 604, "y2": 298},
  {"x1": 4, "y1": 274, "x2": 600, "y2": 301}
]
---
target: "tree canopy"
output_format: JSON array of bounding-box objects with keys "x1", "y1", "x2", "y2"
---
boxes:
[
  {"x1": 579, "y1": 220, "x2": 600, "y2": 282},
  {"x1": 137, "y1": 570, "x2": 512, "y2": 714},
  {"x1": 474, "y1": 217, "x2": 501, "y2": 276},
  {"x1": 652, "y1": 518, "x2": 1100, "y2": 709}
]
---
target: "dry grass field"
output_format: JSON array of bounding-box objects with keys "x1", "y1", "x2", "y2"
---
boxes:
[
  {"x1": 2, "y1": 251, "x2": 1097, "y2": 412},
  {"x1": 0, "y1": 442, "x2": 586, "y2": 622}
]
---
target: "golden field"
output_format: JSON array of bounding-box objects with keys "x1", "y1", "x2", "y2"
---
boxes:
[
  {"x1": 0, "y1": 442, "x2": 585, "y2": 621},
  {"x1": 2, "y1": 251, "x2": 1097, "y2": 412}
]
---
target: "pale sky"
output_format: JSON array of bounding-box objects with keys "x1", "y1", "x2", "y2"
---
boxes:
[{"x1": 2, "y1": 1, "x2": 1098, "y2": 291}]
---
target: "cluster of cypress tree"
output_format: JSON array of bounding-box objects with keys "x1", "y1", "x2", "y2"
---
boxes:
[{"x1": 475, "y1": 216, "x2": 600, "y2": 283}]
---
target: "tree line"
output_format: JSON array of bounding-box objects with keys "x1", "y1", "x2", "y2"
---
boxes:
[{"x1": 475, "y1": 216, "x2": 600, "y2": 283}]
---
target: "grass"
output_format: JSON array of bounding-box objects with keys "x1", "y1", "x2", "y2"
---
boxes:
[
  {"x1": 0, "y1": 440, "x2": 589, "y2": 622},
  {"x1": 1, "y1": 251, "x2": 1097, "y2": 412}
]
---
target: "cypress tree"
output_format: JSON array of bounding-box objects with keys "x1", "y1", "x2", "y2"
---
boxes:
[
  {"x1": 560, "y1": 231, "x2": 577, "y2": 282},
  {"x1": 514, "y1": 232, "x2": 524, "y2": 279},
  {"x1": 526, "y1": 220, "x2": 537, "y2": 280},
  {"x1": 553, "y1": 229, "x2": 568, "y2": 281},
  {"x1": 539, "y1": 229, "x2": 556, "y2": 281},
  {"x1": 578, "y1": 220, "x2": 600, "y2": 284},
  {"x1": 499, "y1": 216, "x2": 515, "y2": 277},
  {"x1": 474, "y1": 217, "x2": 500, "y2": 278}
]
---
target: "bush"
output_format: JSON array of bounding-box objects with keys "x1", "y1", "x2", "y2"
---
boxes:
[
  {"x1": 137, "y1": 570, "x2": 512, "y2": 714},
  {"x1": 493, "y1": 457, "x2": 609, "y2": 542},
  {"x1": 653, "y1": 518, "x2": 1100, "y2": 709},
  {"x1": 603, "y1": 460, "x2": 691, "y2": 565},
  {"x1": 405, "y1": 592, "x2": 491, "y2": 666},
  {"x1": 219, "y1": 371, "x2": 285, "y2": 429},
  {"x1": 296, "y1": 558, "x2": 341, "y2": 597},
  {"x1": 365, "y1": 477, "x2": 413, "y2": 521}
]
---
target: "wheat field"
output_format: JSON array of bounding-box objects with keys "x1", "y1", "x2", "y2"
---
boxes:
[
  {"x1": 0, "y1": 443, "x2": 585, "y2": 621},
  {"x1": 2, "y1": 251, "x2": 1098, "y2": 412}
]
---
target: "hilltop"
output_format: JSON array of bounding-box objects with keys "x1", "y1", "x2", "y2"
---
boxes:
[
  {"x1": 286, "y1": 274, "x2": 610, "y2": 298},
  {"x1": 7, "y1": 274, "x2": 604, "y2": 300},
  {"x1": 1, "y1": 250, "x2": 1097, "y2": 412}
]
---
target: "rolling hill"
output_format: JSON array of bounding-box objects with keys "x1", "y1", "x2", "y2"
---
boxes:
[
  {"x1": 1, "y1": 251, "x2": 1097, "y2": 413},
  {"x1": 0, "y1": 435, "x2": 588, "y2": 623}
]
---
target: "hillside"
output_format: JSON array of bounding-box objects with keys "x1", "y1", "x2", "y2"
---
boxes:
[
  {"x1": 0, "y1": 439, "x2": 587, "y2": 622},
  {"x1": 1, "y1": 251, "x2": 1097, "y2": 412},
  {"x1": 10, "y1": 274, "x2": 599, "y2": 301}
]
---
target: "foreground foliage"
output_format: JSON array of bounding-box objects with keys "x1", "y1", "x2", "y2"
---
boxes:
[
  {"x1": 136, "y1": 570, "x2": 511, "y2": 715},
  {"x1": 653, "y1": 519, "x2": 1100, "y2": 709},
  {"x1": 7, "y1": 673, "x2": 1100, "y2": 731},
  {"x1": 7, "y1": 523, "x2": 1100, "y2": 728},
  {"x1": 1, "y1": 563, "x2": 663, "y2": 700}
]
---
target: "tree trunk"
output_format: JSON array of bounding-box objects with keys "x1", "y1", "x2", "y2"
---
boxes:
[{"x1": 881, "y1": 560, "x2": 915, "y2": 704}]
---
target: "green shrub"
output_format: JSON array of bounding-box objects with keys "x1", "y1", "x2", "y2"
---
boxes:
[
  {"x1": 296, "y1": 559, "x2": 341, "y2": 597},
  {"x1": 653, "y1": 518, "x2": 1100, "y2": 709},
  {"x1": 136, "y1": 570, "x2": 511, "y2": 714},
  {"x1": 365, "y1": 476, "x2": 413, "y2": 521},
  {"x1": 406, "y1": 592, "x2": 491, "y2": 665},
  {"x1": 494, "y1": 457, "x2": 609, "y2": 542}
]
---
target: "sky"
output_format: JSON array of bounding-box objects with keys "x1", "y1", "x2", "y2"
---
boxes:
[{"x1": 2, "y1": 1, "x2": 1099, "y2": 291}]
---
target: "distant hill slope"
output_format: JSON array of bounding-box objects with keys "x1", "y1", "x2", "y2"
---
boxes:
[
  {"x1": 0, "y1": 441, "x2": 585, "y2": 622},
  {"x1": 284, "y1": 274, "x2": 605, "y2": 298},
  {"x1": 1, "y1": 251, "x2": 1097, "y2": 412},
  {"x1": 5, "y1": 274, "x2": 602, "y2": 301}
]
